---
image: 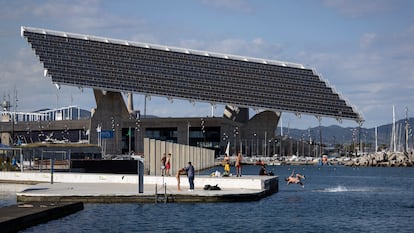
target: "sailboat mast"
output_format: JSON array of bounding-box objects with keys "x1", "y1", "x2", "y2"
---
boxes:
[
  {"x1": 405, "y1": 107, "x2": 409, "y2": 153},
  {"x1": 392, "y1": 105, "x2": 396, "y2": 153},
  {"x1": 375, "y1": 126, "x2": 378, "y2": 152}
]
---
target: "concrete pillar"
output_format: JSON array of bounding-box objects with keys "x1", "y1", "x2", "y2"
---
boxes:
[
  {"x1": 90, "y1": 90, "x2": 130, "y2": 155},
  {"x1": 173, "y1": 143, "x2": 180, "y2": 175},
  {"x1": 127, "y1": 93, "x2": 133, "y2": 114},
  {"x1": 156, "y1": 140, "x2": 164, "y2": 176},
  {"x1": 149, "y1": 139, "x2": 156, "y2": 176},
  {"x1": 143, "y1": 138, "x2": 150, "y2": 175}
]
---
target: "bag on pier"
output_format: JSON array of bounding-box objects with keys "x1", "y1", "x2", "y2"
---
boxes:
[{"x1": 203, "y1": 184, "x2": 221, "y2": 190}]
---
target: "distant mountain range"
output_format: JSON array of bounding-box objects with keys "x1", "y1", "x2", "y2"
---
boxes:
[{"x1": 277, "y1": 117, "x2": 414, "y2": 146}]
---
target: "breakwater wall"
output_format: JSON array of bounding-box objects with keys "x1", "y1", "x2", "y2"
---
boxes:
[{"x1": 344, "y1": 152, "x2": 414, "y2": 167}]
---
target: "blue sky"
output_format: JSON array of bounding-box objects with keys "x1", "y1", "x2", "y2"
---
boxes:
[{"x1": 0, "y1": 0, "x2": 413, "y2": 130}]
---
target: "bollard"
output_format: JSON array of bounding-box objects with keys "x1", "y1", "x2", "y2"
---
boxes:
[
  {"x1": 138, "y1": 159, "x2": 144, "y2": 193},
  {"x1": 50, "y1": 158, "x2": 54, "y2": 184}
]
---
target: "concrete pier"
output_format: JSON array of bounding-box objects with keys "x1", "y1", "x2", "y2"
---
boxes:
[
  {"x1": 1, "y1": 172, "x2": 278, "y2": 203},
  {"x1": 0, "y1": 202, "x2": 84, "y2": 233}
]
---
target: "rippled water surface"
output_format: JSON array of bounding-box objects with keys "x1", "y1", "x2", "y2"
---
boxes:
[{"x1": 2, "y1": 166, "x2": 414, "y2": 233}]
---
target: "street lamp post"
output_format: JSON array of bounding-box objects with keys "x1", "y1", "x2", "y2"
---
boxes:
[
  {"x1": 187, "y1": 121, "x2": 190, "y2": 145},
  {"x1": 253, "y1": 133, "x2": 257, "y2": 156},
  {"x1": 201, "y1": 118, "x2": 205, "y2": 148},
  {"x1": 222, "y1": 133, "x2": 229, "y2": 155},
  {"x1": 318, "y1": 116, "x2": 322, "y2": 157},
  {"x1": 233, "y1": 127, "x2": 238, "y2": 155},
  {"x1": 135, "y1": 119, "x2": 141, "y2": 153},
  {"x1": 250, "y1": 136, "x2": 253, "y2": 156}
]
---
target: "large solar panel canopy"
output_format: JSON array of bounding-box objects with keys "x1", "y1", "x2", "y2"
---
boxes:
[{"x1": 21, "y1": 26, "x2": 362, "y2": 122}]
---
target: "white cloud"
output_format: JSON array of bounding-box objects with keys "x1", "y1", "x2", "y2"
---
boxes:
[
  {"x1": 178, "y1": 39, "x2": 207, "y2": 50},
  {"x1": 6, "y1": 0, "x2": 145, "y2": 35},
  {"x1": 294, "y1": 23, "x2": 414, "y2": 127},
  {"x1": 360, "y1": 33, "x2": 376, "y2": 50},
  {"x1": 200, "y1": 0, "x2": 253, "y2": 13},
  {"x1": 31, "y1": 0, "x2": 100, "y2": 17},
  {"x1": 0, "y1": 46, "x2": 96, "y2": 112},
  {"x1": 322, "y1": 0, "x2": 393, "y2": 18},
  {"x1": 178, "y1": 37, "x2": 283, "y2": 60}
]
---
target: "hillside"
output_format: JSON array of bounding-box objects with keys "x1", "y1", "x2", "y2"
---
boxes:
[{"x1": 277, "y1": 117, "x2": 414, "y2": 146}]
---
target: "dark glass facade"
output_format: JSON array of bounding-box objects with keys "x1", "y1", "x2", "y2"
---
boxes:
[{"x1": 145, "y1": 127, "x2": 178, "y2": 143}]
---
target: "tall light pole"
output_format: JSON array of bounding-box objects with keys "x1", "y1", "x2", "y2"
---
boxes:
[
  {"x1": 250, "y1": 135, "x2": 253, "y2": 156},
  {"x1": 255, "y1": 133, "x2": 259, "y2": 156},
  {"x1": 264, "y1": 131, "x2": 267, "y2": 157},
  {"x1": 222, "y1": 133, "x2": 229, "y2": 155},
  {"x1": 135, "y1": 119, "x2": 141, "y2": 153},
  {"x1": 233, "y1": 127, "x2": 238, "y2": 155},
  {"x1": 201, "y1": 118, "x2": 205, "y2": 147},
  {"x1": 187, "y1": 121, "x2": 190, "y2": 145}
]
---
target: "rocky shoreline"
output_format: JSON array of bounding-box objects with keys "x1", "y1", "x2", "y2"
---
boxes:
[{"x1": 343, "y1": 152, "x2": 414, "y2": 167}]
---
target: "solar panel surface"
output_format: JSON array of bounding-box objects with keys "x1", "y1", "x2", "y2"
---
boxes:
[{"x1": 22, "y1": 26, "x2": 362, "y2": 121}]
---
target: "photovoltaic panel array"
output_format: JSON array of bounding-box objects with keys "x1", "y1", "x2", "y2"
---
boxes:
[{"x1": 21, "y1": 26, "x2": 362, "y2": 121}]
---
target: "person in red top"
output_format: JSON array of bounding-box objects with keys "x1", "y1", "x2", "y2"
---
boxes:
[
  {"x1": 161, "y1": 153, "x2": 166, "y2": 176},
  {"x1": 165, "y1": 153, "x2": 171, "y2": 176}
]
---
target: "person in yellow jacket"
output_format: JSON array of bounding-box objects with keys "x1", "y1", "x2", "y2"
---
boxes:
[{"x1": 223, "y1": 161, "x2": 230, "y2": 176}]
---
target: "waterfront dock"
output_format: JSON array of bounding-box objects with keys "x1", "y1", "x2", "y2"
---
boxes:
[
  {"x1": 1, "y1": 172, "x2": 278, "y2": 203},
  {"x1": 0, "y1": 202, "x2": 83, "y2": 233}
]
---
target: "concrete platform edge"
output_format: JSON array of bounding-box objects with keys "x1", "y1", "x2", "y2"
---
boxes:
[{"x1": 0, "y1": 202, "x2": 84, "y2": 233}]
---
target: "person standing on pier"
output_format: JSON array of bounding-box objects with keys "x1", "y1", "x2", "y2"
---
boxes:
[
  {"x1": 235, "y1": 152, "x2": 242, "y2": 177},
  {"x1": 161, "y1": 153, "x2": 167, "y2": 176},
  {"x1": 183, "y1": 161, "x2": 195, "y2": 191},
  {"x1": 223, "y1": 160, "x2": 230, "y2": 176},
  {"x1": 165, "y1": 153, "x2": 171, "y2": 176},
  {"x1": 176, "y1": 168, "x2": 185, "y2": 191}
]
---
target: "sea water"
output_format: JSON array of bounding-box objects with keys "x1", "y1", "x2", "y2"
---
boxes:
[{"x1": 2, "y1": 166, "x2": 414, "y2": 233}]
